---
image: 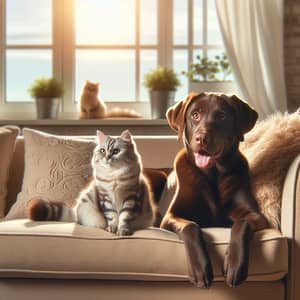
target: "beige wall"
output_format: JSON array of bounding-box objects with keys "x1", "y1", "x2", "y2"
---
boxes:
[{"x1": 285, "y1": 0, "x2": 300, "y2": 112}]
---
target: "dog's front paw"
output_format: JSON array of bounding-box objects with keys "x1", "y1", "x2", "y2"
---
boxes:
[
  {"x1": 117, "y1": 227, "x2": 133, "y2": 236},
  {"x1": 188, "y1": 261, "x2": 213, "y2": 288},
  {"x1": 223, "y1": 245, "x2": 248, "y2": 287},
  {"x1": 181, "y1": 224, "x2": 213, "y2": 288}
]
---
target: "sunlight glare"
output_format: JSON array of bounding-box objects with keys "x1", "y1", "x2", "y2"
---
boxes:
[{"x1": 76, "y1": 0, "x2": 135, "y2": 45}]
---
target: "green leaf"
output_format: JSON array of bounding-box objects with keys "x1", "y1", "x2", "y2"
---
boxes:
[
  {"x1": 143, "y1": 66, "x2": 181, "y2": 91},
  {"x1": 182, "y1": 52, "x2": 232, "y2": 82},
  {"x1": 28, "y1": 77, "x2": 64, "y2": 98}
]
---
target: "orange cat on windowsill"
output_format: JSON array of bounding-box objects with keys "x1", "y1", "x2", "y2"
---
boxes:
[{"x1": 79, "y1": 81, "x2": 143, "y2": 119}]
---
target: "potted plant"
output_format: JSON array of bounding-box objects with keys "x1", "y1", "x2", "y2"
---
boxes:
[
  {"x1": 28, "y1": 77, "x2": 64, "y2": 119},
  {"x1": 143, "y1": 66, "x2": 181, "y2": 119},
  {"x1": 183, "y1": 53, "x2": 237, "y2": 94}
]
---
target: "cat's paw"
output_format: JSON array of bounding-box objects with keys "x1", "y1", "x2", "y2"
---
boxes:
[
  {"x1": 117, "y1": 227, "x2": 133, "y2": 236},
  {"x1": 106, "y1": 224, "x2": 118, "y2": 234}
]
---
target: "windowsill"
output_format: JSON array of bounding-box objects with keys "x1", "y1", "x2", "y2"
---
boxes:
[
  {"x1": 0, "y1": 117, "x2": 167, "y2": 126},
  {"x1": 0, "y1": 110, "x2": 163, "y2": 122},
  {"x1": 0, "y1": 112, "x2": 173, "y2": 135}
]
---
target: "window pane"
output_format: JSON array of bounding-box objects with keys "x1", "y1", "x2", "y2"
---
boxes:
[
  {"x1": 140, "y1": 50, "x2": 157, "y2": 101},
  {"x1": 76, "y1": 0, "x2": 135, "y2": 45},
  {"x1": 190, "y1": 49, "x2": 205, "y2": 81},
  {"x1": 207, "y1": 0, "x2": 223, "y2": 45},
  {"x1": 207, "y1": 49, "x2": 233, "y2": 81},
  {"x1": 193, "y1": 0, "x2": 203, "y2": 45},
  {"x1": 6, "y1": 0, "x2": 52, "y2": 45},
  {"x1": 140, "y1": 0, "x2": 157, "y2": 45},
  {"x1": 6, "y1": 50, "x2": 52, "y2": 102},
  {"x1": 193, "y1": 49, "x2": 203, "y2": 61},
  {"x1": 76, "y1": 50, "x2": 135, "y2": 101},
  {"x1": 174, "y1": 0, "x2": 188, "y2": 45},
  {"x1": 173, "y1": 50, "x2": 188, "y2": 101}
]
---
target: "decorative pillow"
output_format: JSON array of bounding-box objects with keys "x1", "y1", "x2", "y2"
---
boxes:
[
  {"x1": 240, "y1": 111, "x2": 300, "y2": 229},
  {"x1": 5, "y1": 128, "x2": 96, "y2": 220},
  {"x1": 0, "y1": 126, "x2": 20, "y2": 218}
]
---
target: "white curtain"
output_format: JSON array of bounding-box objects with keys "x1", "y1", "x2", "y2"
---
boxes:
[{"x1": 215, "y1": 0, "x2": 287, "y2": 118}]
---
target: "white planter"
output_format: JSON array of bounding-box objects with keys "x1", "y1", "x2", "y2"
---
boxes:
[{"x1": 189, "y1": 81, "x2": 239, "y2": 95}]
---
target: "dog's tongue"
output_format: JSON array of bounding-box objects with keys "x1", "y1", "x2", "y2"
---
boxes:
[{"x1": 194, "y1": 152, "x2": 214, "y2": 169}]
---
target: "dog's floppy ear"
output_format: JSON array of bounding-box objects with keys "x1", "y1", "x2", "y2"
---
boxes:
[
  {"x1": 166, "y1": 98, "x2": 185, "y2": 136},
  {"x1": 166, "y1": 92, "x2": 200, "y2": 139},
  {"x1": 226, "y1": 94, "x2": 258, "y2": 141}
]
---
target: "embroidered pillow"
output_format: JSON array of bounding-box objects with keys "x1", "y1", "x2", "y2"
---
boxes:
[{"x1": 5, "y1": 128, "x2": 95, "y2": 220}]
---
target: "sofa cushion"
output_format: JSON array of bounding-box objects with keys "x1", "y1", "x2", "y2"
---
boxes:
[
  {"x1": 0, "y1": 219, "x2": 288, "y2": 282},
  {"x1": 0, "y1": 126, "x2": 19, "y2": 218},
  {"x1": 5, "y1": 128, "x2": 96, "y2": 220}
]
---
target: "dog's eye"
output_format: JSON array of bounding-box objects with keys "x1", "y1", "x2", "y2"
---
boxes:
[
  {"x1": 192, "y1": 111, "x2": 201, "y2": 121},
  {"x1": 99, "y1": 148, "x2": 105, "y2": 154}
]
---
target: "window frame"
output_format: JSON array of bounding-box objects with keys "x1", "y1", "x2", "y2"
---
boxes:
[
  {"x1": 0, "y1": 0, "x2": 59, "y2": 113},
  {"x1": 0, "y1": 0, "x2": 229, "y2": 114},
  {"x1": 173, "y1": 0, "x2": 224, "y2": 91}
]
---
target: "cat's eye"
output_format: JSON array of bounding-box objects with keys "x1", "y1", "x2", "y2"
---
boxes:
[
  {"x1": 113, "y1": 148, "x2": 120, "y2": 155},
  {"x1": 99, "y1": 148, "x2": 105, "y2": 154}
]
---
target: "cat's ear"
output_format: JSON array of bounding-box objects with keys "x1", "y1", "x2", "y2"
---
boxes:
[
  {"x1": 96, "y1": 130, "x2": 106, "y2": 144},
  {"x1": 120, "y1": 130, "x2": 132, "y2": 144},
  {"x1": 95, "y1": 81, "x2": 100, "y2": 86}
]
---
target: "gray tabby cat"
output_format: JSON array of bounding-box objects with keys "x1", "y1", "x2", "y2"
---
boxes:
[{"x1": 27, "y1": 130, "x2": 155, "y2": 236}]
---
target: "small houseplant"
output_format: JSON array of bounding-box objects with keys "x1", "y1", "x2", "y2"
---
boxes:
[
  {"x1": 28, "y1": 77, "x2": 64, "y2": 119},
  {"x1": 183, "y1": 55, "x2": 220, "y2": 82},
  {"x1": 143, "y1": 66, "x2": 181, "y2": 119},
  {"x1": 183, "y1": 53, "x2": 235, "y2": 94}
]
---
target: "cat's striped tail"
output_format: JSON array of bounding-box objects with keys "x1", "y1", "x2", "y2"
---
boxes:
[{"x1": 27, "y1": 198, "x2": 75, "y2": 222}]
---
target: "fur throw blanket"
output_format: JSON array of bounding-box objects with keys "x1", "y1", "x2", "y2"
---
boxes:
[{"x1": 240, "y1": 111, "x2": 300, "y2": 229}]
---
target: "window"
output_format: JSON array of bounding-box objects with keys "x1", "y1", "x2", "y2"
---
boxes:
[
  {"x1": 74, "y1": 0, "x2": 158, "y2": 102},
  {"x1": 0, "y1": 0, "x2": 229, "y2": 114},
  {"x1": 0, "y1": 0, "x2": 53, "y2": 112},
  {"x1": 173, "y1": 0, "x2": 230, "y2": 100}
]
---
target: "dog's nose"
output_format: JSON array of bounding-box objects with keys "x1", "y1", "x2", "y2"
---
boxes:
[{"x1": 195, "y1": 133, "x2": 210, "y2": 146}]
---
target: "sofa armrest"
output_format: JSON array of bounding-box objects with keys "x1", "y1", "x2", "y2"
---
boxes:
[
  {"x1": 281, "y1": 154, "x2": 300, "y2": 236},
  {"x1": 280, "y1": 153, "x2": 300, "y2": 300}
]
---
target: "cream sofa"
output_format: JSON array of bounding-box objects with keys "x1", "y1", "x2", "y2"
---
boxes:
[{"x1": 0, "y1": 135, "x2": 299, "y2": 300}]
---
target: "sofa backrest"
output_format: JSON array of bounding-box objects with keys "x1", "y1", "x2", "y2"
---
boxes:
[{"x1": 5, "y1": 136, "x2": 182, "y2": 214}]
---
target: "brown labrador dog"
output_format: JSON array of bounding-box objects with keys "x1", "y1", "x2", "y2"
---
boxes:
[{"x1": 160, "y1": 92, "x2": 268, "y2": 288}]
